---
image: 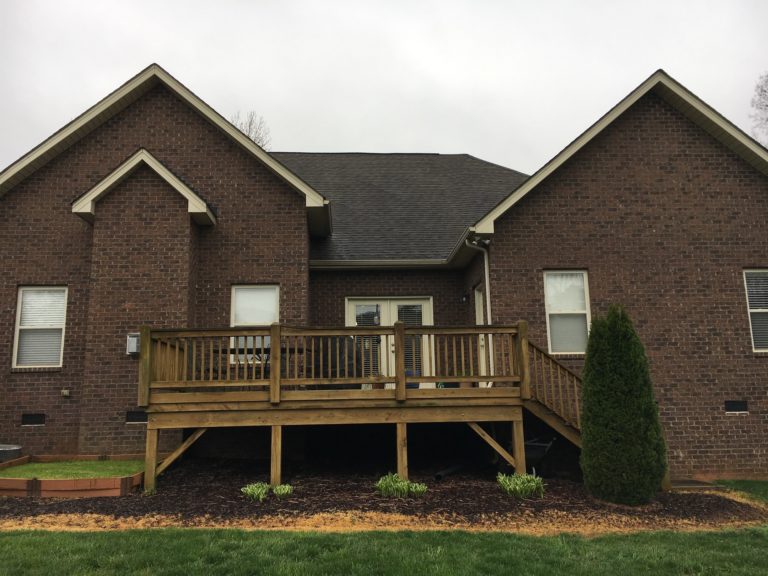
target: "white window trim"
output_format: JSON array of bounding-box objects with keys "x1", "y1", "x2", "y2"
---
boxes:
[
  {"x1": 743, "y1": 269, "x2": 768, "y2": 353},
  {"x1": 12, "y1": 286, "x2": 68, "y2": 369},
  {"x1": 543, "y1": 271, "x2": 591, "y2": 355}
]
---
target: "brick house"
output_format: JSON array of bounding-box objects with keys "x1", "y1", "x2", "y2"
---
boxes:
[{"x1": 0, "y1": 65, "x2": 765, "y2": 483}]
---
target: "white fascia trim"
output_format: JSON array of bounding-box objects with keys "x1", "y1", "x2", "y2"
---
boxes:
[
  {"x1": 310, "y1": 259, "x2": 448, "y2": 269},
  {"x1": 474, "y1": 70, "x2": 768, "y2": 234},
  {"x1": 72, "y1": 149, "x2": 217, "y2": 225},
  {"x1": 0, "y1": 64, "x2": 327, "y2": 209}
]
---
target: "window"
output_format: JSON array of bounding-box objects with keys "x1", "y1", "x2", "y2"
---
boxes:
[
  {"x1": 544, "y1": 271, "x2": 590, "y2": 354},
  {"x1": 744, "y1": 270, "x2": 768, "y2": 352},
  {"x1": 231, "y1": 285, "x2": 279, "y2": 326},
  {"x1": 13, "y1": 287, "x2": 68, "y2": 368},
  {"x1": 231, "y1": 285, "x2": 279, "y2": 363}
]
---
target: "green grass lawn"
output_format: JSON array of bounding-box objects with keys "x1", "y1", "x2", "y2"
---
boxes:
[
  {"x1": 716, "y1": 480, "x2": 768, "y2": 504},
  {"x1": 0, "y1": 527, "x2": 766, "y2": 576},
  {"x1": 0, "y1": 460, "x2": 143, "y2": 479}
]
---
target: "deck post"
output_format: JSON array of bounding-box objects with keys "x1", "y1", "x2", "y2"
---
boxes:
[
  {"x1": 512, "y1": 418, "x2": 526, "y2": 475},
  {"x1": 271, "y1": 425, "x2": 282, "y2": 486},
  {"x1": 138, "y1": 326, "x2": 152, "y2": 407},
  {"x1": 515, "y1": 321, "x2": 531, "y2": 399},
  {"x1": 396, "y1": 422, "x2": 408, "y2": 479},
  {"x1": 270, "y1": 323, "x2": 281, "y2": 405},
  {"x1": 394, "y1": 322, "x2": 406, "y2": 402},
  {"x1": 144, "y1": 427, "x2": 158, "y2": 492}
]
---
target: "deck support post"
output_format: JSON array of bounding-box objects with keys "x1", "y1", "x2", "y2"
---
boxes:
[
  {"x1": 271, "y1": 425, "x2": 282, "y2": 486},
  {"x1": 512, "y1": 419, "x2": 526, "y2": 475},
  {"x1": 396, "y1": 422, "x2": 408, "y2": 479},
  {"x1": 144, "y1": 428, "x2": 158, "y2": 492},
  {"x1": 270, "y1": 323, "x2": 281, "y2": 405},
  {"x1": 394, "y1": 322, "x2": 406, "y2": 402},
  {"x1": 515, "y1": 320, "x2": 531, "y2": 399},
  {"x1": 138, "y1": 325, "x2": 151, "y2": 407}
]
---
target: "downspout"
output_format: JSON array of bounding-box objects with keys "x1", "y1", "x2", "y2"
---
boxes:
[
  {"x1": 465, "y1": 237, "x2": 495, "y2": 385},
  {"x1": 465, "y1": 238, "x2": 492, "y2": 325}
]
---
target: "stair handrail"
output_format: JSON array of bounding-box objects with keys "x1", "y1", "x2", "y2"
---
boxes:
[{"x1": 526, "y1": 341, "x2": 582, "y2": 431}]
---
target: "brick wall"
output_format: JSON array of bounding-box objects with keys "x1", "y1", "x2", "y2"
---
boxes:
[
  {"x1": 489, "y1": 91, "x2": 768, "y2": 478},
  {"x1": 78, "y1": 166, "x2": 193, "y2": 453},
  {"x1": 309, "y1": 269, "x2": 470, "y2": 326},
  {"x1": 0, "y1": 84, "x2": 309, "y2": 455}
]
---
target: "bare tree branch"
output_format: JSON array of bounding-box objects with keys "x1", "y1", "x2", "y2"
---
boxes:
[
  {"x1": 230, "y1": 111, "x2": 272, "y2": 150},
  {"x1": 750, "y1": 72, "x2": 768, "y2": 146}
]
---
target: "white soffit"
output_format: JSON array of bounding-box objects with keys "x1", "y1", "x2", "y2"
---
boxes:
[
  {"x1": 72, "y1": 149, "x2": 217, "y2": 225},
  {"x1": 473, "y1": 70, "x2": 768, "y2": 234}
]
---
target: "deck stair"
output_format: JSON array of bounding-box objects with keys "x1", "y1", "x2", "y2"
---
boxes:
[{"x1": 523, "y1": 342, "x2": 583, "y2": 448}]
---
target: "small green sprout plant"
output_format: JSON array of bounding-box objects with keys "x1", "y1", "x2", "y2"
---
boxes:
[
  {"x1": 375, "y1": 473, "x2": 428, "y2": 498},
  {"x1": 241, "y1": 482, "x2": 270, "y2": 502},
  {"x1": 241, "y1": 482, "x2": 294, "y2": 501},
  {"x1": 273, "y1": 484, "x2": 293, "y2": 499},
  {"x1": 497, "y1": 472, "x2": 545, "y2": 499}
]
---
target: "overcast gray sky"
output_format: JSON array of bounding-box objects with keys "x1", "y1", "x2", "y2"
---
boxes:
[{"x1": 1, "y1": 0, "x2": 766, "y2": 174}]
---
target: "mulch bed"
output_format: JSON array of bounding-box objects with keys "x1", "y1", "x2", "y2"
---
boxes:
[{"x1": 0, "y1": 459, "x2": 765, "y2": 533}]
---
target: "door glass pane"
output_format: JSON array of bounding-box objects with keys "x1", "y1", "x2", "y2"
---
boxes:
[
  {"x1": 356, "y1": 304, "x2": 380, "y2": 376},
  {"x1": 545, "y1": 273, "x2": 586, "y2": 312},
  {"x1": 397, "y1": 304, "x2": 423, "y2": 376},
  {"x1": 549, "y1": 314, "x2": 588, "y2": 353}
]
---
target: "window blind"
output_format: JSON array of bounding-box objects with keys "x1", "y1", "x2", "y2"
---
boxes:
[
  {"x1": 15, "y1": 287, "x2": 67, "y2": 367},
  {"x1": 745, "y1": 271, "x2": 768, "y2": 350}
]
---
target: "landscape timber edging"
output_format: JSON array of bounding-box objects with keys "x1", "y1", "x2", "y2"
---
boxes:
[{"x1": 0, "y1": 454, "x2": 145, "y2": 498}]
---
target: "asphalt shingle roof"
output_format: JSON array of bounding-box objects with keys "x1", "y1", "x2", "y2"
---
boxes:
[{"x1": 271, "y1": 153, "x2": 528, "y2": 262}]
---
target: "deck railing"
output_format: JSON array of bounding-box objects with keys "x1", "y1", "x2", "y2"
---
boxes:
[
  {"x1": 138, "y1": 322, "x2": 530, "y2": 407},
  {"x1": 527, "y1": 342, "x2": 582, "y2": 430}
]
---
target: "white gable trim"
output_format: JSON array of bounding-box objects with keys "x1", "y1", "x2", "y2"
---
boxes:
[
  {"x1": 474, "y1": 70, "x2": 768, "y2": 234},
  {"x1": 72, "y1": 149, "x2": 217, "y2": 225},
  {"x1": 0, "y1": 64, "x2": 328, "y2": 210}
]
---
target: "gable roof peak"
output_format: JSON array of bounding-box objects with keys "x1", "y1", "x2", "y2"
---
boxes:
[
  {"x1": 0, "y1": 63, "x2": 330, "y2": 234},
  {"x1": 72, "y1": 148, "x2": 217, "y2": 226},
  {"x1": 473, "y1": 68, "x2": 768, "y2": 234}
]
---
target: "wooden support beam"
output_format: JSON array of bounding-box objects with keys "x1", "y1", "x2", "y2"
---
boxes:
[
  {"x1": 522, "y1": 399, "x2": 582, "y2": 447},
  {"x1": 396, "y1": 422, "x2": 408, "y2": 479},
  {"x1": 467, "y1": 422, "x2": 516, "y2": 468},
  {"x1": 156, "y1": 428, "x2": 208, "y2": 477},
  {"x1": 271, "y1": 425, "x2": 282, "y2": 486},
  {"x1": 138, "y1": 326, "x2": 152, "y2": 407},
  {"x1": 394, "y1": 322, "x2": 406, "y2": 402},
  {"x1": 144, "y1": 428, "x2": 158, "y2": 492},
  {"x1": 512, "y1": 419, "x2": 527, "y2": 474},
  {"x1": 270, "y1": 323, "x2": 281, "y2": 405}
]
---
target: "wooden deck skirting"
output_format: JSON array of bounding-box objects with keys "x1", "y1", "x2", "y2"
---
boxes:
[{"x1": 140, "y1": 322, "x2": 531, "y2": 490}]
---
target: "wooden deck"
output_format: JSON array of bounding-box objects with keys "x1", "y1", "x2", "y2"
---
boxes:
[{"x1": 139, "y1": 322, "x2": 538, "y2": 489}]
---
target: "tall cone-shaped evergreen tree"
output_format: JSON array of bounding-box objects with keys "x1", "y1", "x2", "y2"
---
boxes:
[{"x1": 580, "y1": 305, "x2": 666, "y2": 505}]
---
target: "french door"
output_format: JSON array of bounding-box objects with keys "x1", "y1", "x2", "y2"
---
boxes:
[{"x1": 345, "y1": 298, "x2": 434, "y2": 387}]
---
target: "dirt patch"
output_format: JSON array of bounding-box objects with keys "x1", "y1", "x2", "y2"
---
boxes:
[{"x1": 0, "y1": 459, "x2": 765, "y2": 535}]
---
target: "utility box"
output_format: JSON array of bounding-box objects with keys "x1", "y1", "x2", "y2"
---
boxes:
[{"x1": 126, "y1": 333, "x2": 141, "y2": 356}]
